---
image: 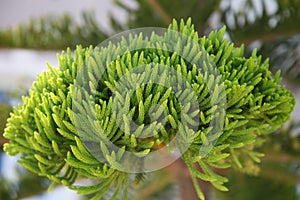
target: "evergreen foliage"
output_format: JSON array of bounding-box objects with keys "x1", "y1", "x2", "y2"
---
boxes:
[
  {"x1": 0, "y1": 102, "x2": 11, "y2": 151},
  {"x1": 0, "y1": 12, "x2": 108, "y2": 50},
  {"x1": 1, "y1": 0, "x2": 300, "y2": 81},
  {"x1": 3, "y1": 18, "x2": 295, "y2": 200}
]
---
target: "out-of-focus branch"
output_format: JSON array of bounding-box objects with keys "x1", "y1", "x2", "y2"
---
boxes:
[
  {"x1": 133, "y1": 171, "x2": 175, "y2": 200},
  {"x1": 234, "y1": 28, "x2": 300, "y2": 46},
  {"x1": 260, "y1": 168, "x2": 300, "y2": 184},
  {"x1": 0, "y1": 138, "x2": 8, "y2": 146},
  {"x1": 145, "y1": 0, "x2": 172, "y2": 24},
  {"x1": 263, "y1": 153, "x2": 300, "y2": 163}
]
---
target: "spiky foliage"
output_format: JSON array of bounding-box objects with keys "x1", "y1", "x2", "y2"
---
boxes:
[{"x1": 3, "y1": 19, "x2": 295, "y2": 200}]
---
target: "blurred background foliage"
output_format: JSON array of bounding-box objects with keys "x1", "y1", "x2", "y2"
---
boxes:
[{"x1": 0, "y1": 0, "x2": 299, "y2": 199}]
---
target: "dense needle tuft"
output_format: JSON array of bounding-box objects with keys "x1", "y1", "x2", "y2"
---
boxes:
[{"x1": 3, "y1": 18, "x2": 295, "y2": 200}]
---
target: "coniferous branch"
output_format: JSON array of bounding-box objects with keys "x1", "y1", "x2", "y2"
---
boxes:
[
  {"x1": 114, "y1": 0, "x2": 300, "y2": 46},
  {"x1": 257, "y1": 36, "x2": 300, "y2": 82},
  {"x1": 116, "y1": 0, "x2": 219, "y2": 35},
  {"x1": 3, "y1": 18, "x2": 295, "y2": 200},
  {"x1": 0, "y1": 11, "x2": 109, "y2": 50},
  {"x1": 0, "y1": 0, "x2": 214, "y2": 50},
  {"x1": 1, "y1": 0, "x2": 299, "y2": 51},
  {"x1": 219, "y1": 0, "x2": 300, "y2": 45}
]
